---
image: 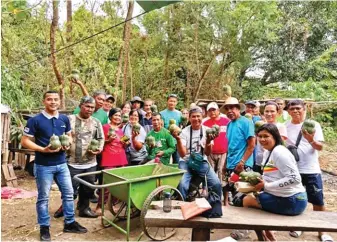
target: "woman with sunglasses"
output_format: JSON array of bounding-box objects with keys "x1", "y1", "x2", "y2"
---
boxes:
[
  {"x1": 243, "y1": 123, "x2": 307, "y2": 240},
  {"x1": 122, "y1": 109, "x2": 148, "y2": 165}
]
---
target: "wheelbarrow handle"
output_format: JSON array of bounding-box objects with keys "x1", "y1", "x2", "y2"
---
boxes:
[{"x1": 73, "y1": 171, "x2": 152, "y2": 189}]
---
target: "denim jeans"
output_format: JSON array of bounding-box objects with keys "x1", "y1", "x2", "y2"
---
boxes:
[
  {"x1": 178, "y1": 159, "x2": 222, "y2": 200},
  {"x1": 34, "y1": 163, "x2": 75, "y2": 226}
]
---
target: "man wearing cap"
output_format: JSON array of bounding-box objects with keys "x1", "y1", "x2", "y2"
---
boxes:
[
  {"x1": 102, "y1": 95, "x2": 115, "y2": 116},
  {"x1": 160, "y1": 94, "x2": 182, "y2": 163},
  {"x1": 244, "y1": 100, "x2": 262, "y2": 123},
  {"x1": 54, "y1": 96, "x2": 104, "y2": 219},
  {"x1": 172, "y1": 107, "x2": 222, "y2": 208},
  {"x1": 21, "y1": 91, "x2": 87, "y2": 241},
  {"x1": 203, "y1": 102, "x2": 230, "y2": 181},
  {"x1": 223, "y1": 97, "x2": 256, "y2": 204}
]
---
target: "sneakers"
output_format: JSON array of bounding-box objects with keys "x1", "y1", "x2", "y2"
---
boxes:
[
  {"x1": 63, "y1": 221, "x2": 87, "y2": 233},
  {"x1": 40, "y1": 226, "x2": 51, "y2": 241}
]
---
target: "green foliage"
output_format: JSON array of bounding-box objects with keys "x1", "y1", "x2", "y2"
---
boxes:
[{"x1": 1, "y1": 0, "x2": 336, "y2": 111}]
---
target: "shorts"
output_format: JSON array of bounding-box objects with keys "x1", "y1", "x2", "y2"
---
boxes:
[
  {"x1": 257, "y1": 192, "x2": 307, "y2": 216},
  {"x1": 301, "y1": 173, "x2": 325, "y2": 206}
]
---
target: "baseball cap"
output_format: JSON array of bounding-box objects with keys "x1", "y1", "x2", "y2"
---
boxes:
[
  {"x1": 245, "y1": 100, "x2": 257, "y2": 107},
  {"x1": 207, "y1": 102, "x2": 219, "y2": 111},
  {"x1": 105, "y1": 95, "x2": 115, "y2": 103},
  {"x1": 189, "y1": 106, "x2": 203, "y2": 115}
]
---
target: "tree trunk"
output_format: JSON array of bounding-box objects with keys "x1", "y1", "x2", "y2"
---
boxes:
[
  {"x1": 193, "y1": 55, "x2": 216, "y2": 102},
  {"x1": 114, "y1": 48, "x2": 124, "y2": 104},
  {"x1": 66, "y1": 0, "x2": 73, "y2": 96},
  {"x1": 50, "y1": 0, "x2": 65, "y2": 109},
  {"x1": 129, "y1": 52, "x2": 133, "y2": 98},
  {"x1": 121, "y1": 1, "x2": 134, "y2": 103}
]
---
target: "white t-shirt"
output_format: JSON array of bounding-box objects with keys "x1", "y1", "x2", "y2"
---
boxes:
[
  {"x1": 179, "y1": 125, "x2": 209, "y2": 161},
  {"x1": 262, "y1": 145, "x2": 305, "y2": 197},
  {"x1": 123, "y1": 123, "x2": 147, "y2": 153},
  {"x1": 276, "y1": 122, "x2": 287, "y2": 139},
  {"x1": 285, "y1": 121, "x2": 324, "y2": 174}
]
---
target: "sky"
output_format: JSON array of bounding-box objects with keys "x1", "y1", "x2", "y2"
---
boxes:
[{"x1": 28, "y1": 0, "x2": 144, "y2": 25}]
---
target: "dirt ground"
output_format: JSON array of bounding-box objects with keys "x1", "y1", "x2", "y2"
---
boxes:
[{"x1": 2, "y1": 150, "x2": 337, "y2": 241}]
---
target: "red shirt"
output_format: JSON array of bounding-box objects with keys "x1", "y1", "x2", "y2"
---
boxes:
[
  {"x1": 101, "y1": 124, "x2": 128, "y2": 167},
  {"x1": 203, "y1": 117, "x2": 230, "y2": 154}
]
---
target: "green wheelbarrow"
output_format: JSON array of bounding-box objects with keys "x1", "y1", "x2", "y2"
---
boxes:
[{"x1": 74, "y1": 163, "x2": 185, "y2": 241}]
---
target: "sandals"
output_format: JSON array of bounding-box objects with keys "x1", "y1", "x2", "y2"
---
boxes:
[
  {"x1": 230, "y1": 230, "x2": 249, "y2": 240},
  {"x1": 289, "y1": 231, "x2": 303, "y2": 238},
  {"x1": 321, "y1": 234, "x2": 334, "y2": 242}
]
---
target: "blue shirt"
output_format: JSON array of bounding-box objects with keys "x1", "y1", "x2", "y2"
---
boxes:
[
  {"x1": 142, "y1": 117, "x2": 153, "y2": 134},
  {"x1": 226, "y1": 116, "x2": 255, "y2": 169},
  {"x1": 252, "y1": 115, "x2": 262, "y2": 124},
  {"x1": 23, "y1": 111, "x2": 71, "y2": 166},
  {"x1": 160, "y1": 109, "x2": 182, "y2": 129}
]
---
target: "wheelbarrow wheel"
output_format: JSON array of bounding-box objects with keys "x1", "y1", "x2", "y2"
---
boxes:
[
  {"x1": 140, "y1": 185, "x2": 183, "y2": 241},
  {"x1": 107, "y1": 194, "x2": 140, "y2": 220}
]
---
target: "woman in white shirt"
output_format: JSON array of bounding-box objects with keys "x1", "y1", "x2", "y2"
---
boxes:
[
  {"x1": 244, "y1": 123, "x2": 307, "y2": 213},
  {"x1": 243, "y1": 123, "x2": 307, "y2": 240}
]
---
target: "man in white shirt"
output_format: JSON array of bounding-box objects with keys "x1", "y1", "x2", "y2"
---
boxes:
[{"x1": 285, "y1": 99, "x2": 331, "y2": 241}]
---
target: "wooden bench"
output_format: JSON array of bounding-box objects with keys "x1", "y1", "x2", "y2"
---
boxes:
[{"x1": 145, "y1": 203, "x2": 337, "y2": 241}]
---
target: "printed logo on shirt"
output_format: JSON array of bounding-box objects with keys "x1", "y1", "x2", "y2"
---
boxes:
[
  {"x1": 220, "y1": 126, "x2": 227, "y2": 132},
  {"x1": 156, "y1": 140, "x2": 162, "y2": 148},
  {"x1": 263, "y1": 160, "x2": 278, "y2": 173},
  {"x1": 61, "y1": 125, "x2": 66, "y2": 128},
  {"x1": 24, "y1": 127, "x2": 30, "y2": 133}
]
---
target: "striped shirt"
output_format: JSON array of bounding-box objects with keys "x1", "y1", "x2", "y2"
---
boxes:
[{"x1": 67, "y1": 114, "x2": 104, "y2": 167}]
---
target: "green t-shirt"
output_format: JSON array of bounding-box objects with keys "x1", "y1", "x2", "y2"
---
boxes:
[
  {"x1": 276, "y1": 110, "x2": 291, "y2": 124},
  {"x1": 146, "y1": 128, "x2": 176, "y2": 165},
  {"x1": 73, "y1": 107, "x2": 108, "y2": 125}
]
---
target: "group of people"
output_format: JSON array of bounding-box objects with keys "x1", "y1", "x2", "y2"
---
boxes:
[{"x1": 21, "y1": 78, "x2": 331, "y2": 242}]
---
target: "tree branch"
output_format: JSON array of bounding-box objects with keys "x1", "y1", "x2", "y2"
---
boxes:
[{"x1": 50, "y1": 0, "x2": 65, "y2": 109}]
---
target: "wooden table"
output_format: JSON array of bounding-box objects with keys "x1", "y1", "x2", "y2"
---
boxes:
[{"x1": 145, "y1": 204, "x2": 337, "y2": 241}]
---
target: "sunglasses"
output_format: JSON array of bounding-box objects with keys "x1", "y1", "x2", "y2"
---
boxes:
[{"x1": 288, "y1": 107, "x2": 303, "y2": 111}]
